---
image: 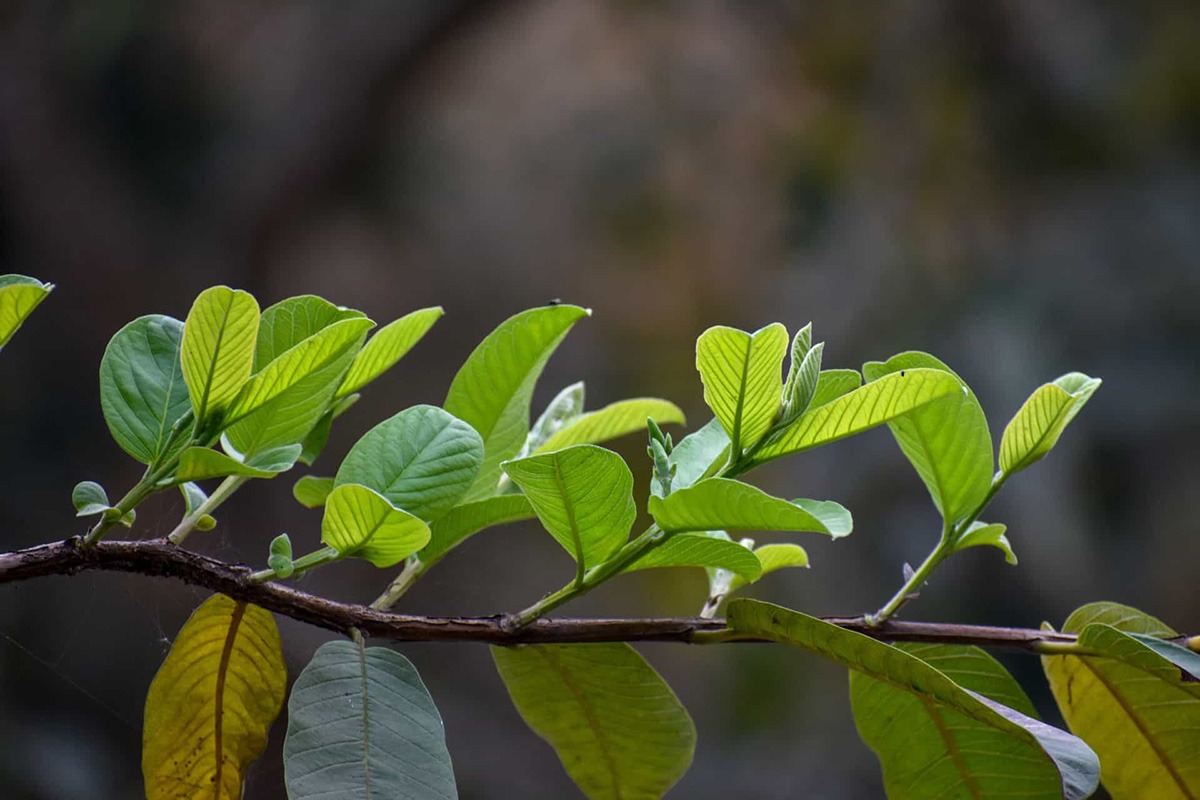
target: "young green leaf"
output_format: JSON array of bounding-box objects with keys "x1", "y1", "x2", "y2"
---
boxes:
[
  {"x1": 268, "y1": 534, "x2": 294, "y2": 577},
  {"x1": 502, "y1": 445, "x2": 635, "y2": 570},
  {"x1": 334, "y1": 404, "x2": 484, "y2": 521},
  {"x1": 863, "y1": 352, "x2": 993, "y2": 524},
  {"x1": 336, "y1": 306, "x2": 444, "y2": 399},
  {"x1": 808, "y1": 369, "x2": 862, "y2": 408},
  {"x1": 71, "y1": 481, "x2": 110, "y2": 517},
  {"x1": 523, "y1": 381, "x2": 586, "y2": 455},
  {"x1": 99, "y1": 315, "x2": 192, "y2": 465},
  {"x1": 445, "y1": 304, "x2": 590, "y2": 501},
  {"x1": 695, "y1": 323, "x2": 789, "y2": 455},
  {"x1": 143, "y1": 595, "x2": 286, "y2": 800},
  {"x1": 492, "y1": 643, "x2": 695, "y2": 800},
  {"x1": 292, "y1": 475, "x2": 335, "y2": 508},
  {"x1": 181, "y1": 286, "x2": 260, "y2": 426},
  {"x1": 724, "y1": 543, "x2": 809, "y2": 596},
  {"x1": 322, "y1": 483, "x2": 431, "y2": 568},
  {"x1": 535, "y1": 398, "x2": 686, "y2": 454},
  {"x1": 780, "y1": 325, "x2": 823, "y2": 423},
  {"x1": 254, "y1": 294, "x2": 364, "y2": 370},
  {"x1": 951, "y1": 521, "x2": 1017, "y2": 564},
  {"x1": 728, "y1": 600, "x2": 1100, "y2": 800},
  {"x1": 0, "y1": 275, "x2": 53, "y2": 349},
  {"x1": 625, "y1": 533, "x2": 762, "y2": 581},
  {"x1": 419, "y1": 494, "x2": 535, "y2": 563},
  {"x1": 1043, "y1": 602, "x2": 1200, "y2": 798},
  {"x1": 174, "y1": 446, "x2": 289, "y2": 482},
  {"x1": 179, "y1": 482, "x2": 208, "y2": 516},
  {"x1": 648, "y1": 478, "x2": 852, "y2": 538},
  {"x1": 285, "y1": 641, "x2": 457, "y2": 800},
  {"x1": 651, "y1": 417, "x2": 730, "y2": 499},
  {"x1": 1000, "y1": 372, "x2": 1101, "y2": 476},
  {"x1": 751, "y1": 368, "x2": 964, "y2": 464}
]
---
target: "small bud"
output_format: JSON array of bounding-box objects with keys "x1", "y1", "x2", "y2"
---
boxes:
[{"x1": 195, "y1": 514, "x2": 217, "y2": 531}]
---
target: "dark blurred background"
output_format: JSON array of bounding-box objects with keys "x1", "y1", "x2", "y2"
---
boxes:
[{"x1": 1, "y1": 1, "x2": 1198, "y2": 797}]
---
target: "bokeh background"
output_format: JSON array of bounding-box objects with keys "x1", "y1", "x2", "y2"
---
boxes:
[{"x1": 1, "y1": 1, "x2": 1198, "y2": 797}]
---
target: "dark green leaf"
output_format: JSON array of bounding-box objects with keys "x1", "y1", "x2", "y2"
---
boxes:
[{"x1": 72, "y1": 481, "x2": 110, "y2": 517}]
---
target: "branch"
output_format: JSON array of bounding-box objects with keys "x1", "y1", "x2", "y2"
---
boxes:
[{"x1": 0, "y1": 538, "x2": 1107, "y2": 651}]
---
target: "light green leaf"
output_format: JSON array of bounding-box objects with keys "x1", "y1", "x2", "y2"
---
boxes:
[
  {"x1": 298, "y1": 392, "x2": 359, "y2": 467},
  {"x1": 952, "y1": 521, "x2": 1017, "y2": 565},
  {"x1": 1000, "y1": 372, "x2": 1101, "y2": 476},
  {"x1": 445, "y1": 304, "x2": 590, "y2": 501},
  {"x1": 292, "y1": 476, "x2": 334, "y2": 508},
  {"x1": 695, "y1": 323, "x2": 789, "y2": 454},
  {"x1": 863, "y1": 353, "x2": 993, "y2": 524},
  {"x1": 536, "y1": 398, "x2": 686, "y2": 454},
  {"x1": 253, "y1": 295, "x2": 364, "y2": 370},
  {"x1": 0, "y1": 275, "x2": 53, "y2": 349},
  {"x1": 650, "y1": 417, "x2": 730, "y2": 499},
  {"x1": 99, "y1": 315, "x2": 192, "y2": 465},
  {"x1": 336, "y1": 306, "x2": 443, "y2": 399},
  {"x1": 174, "y1": 447, "x2": 286, "y2": 482},
  {"x1": 725, "y1": 543, "x2": 809, "y2": 596},
  {"x1": 492, "y1": 643, "x2": 695, "y2": 800},
  {"x1": 751, "y1": 368, "x2": 965, "y2": 464},
  {"x1": 419, "y1": 495, "x2": 535, "y2": 563},
  {"x1": 284, "y1": 641, "x2": 457, "y2": 800},
  {"x1": 625, "y1": 534, "x2": 761, "y2": 581},
  {"x1": 502, "y1": 445, "x2": 634, "y2": 569},
  {"x1": 72, "y1": 481, "x2": 110, "y2": 517},
  {"x1": 728, "y1": 600, "x2": 1100, "y2": 800},
  {"x1": 809, "y1": 369, "x2": 863, "y2": 408},
  {"x1": 322, "y1": 484, "x2": 431, "y2": 568},
  {"x1": 1043, "y1": 602, "x2": 1200, "y2": 799},
  {"x1": 648, "y1": 478, "x2": 852, "y2": 538},
  {"x1": 181, "y1": 286, "x2": 260, "y2": 426},
  {"x1": 334, "y1": 405, "x2": 483, "y2": 521},
  {"x1": 179, "y1": 482, "x2": 207, "y2": 516}
]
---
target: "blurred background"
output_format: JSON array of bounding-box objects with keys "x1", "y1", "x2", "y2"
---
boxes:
[{"x1": 1, "y1": 1, "x2": 1198, "y2": 797}]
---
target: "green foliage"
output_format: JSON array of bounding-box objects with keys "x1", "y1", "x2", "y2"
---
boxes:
[
  {"x1": 695, "y1": 322, "x2": 789, "y2": 455},
  {"x1": 321, "y1": 483, "x2": 431, "y2": 567},
  {"x1": 648, "y1": 477, "x2": 851, "y2": 538},
  {"x1": 625, "y1": 533, "x2": 762, "y2": 581},
  {"x1": 291, "y1": 475, "x2": 334, "y2": 508},
  {"x1": 419, "y1": 494, "x2": 534, "y2": 563},
  {"x1": 0, "y1": 274, "x2": 53, "y2": 349},
  {"x1": 181, "y1": 285, "x2": 260, "y2": 429},
  {"x1": 336, "y1": 305, "x2": 443, "y2": 399},
  {"x1": 1000, "y1": 373, "x2": 1101, "y2": 476},
  {"x1": 535, "y1": 397, "x2": 686, "y2": 454}
]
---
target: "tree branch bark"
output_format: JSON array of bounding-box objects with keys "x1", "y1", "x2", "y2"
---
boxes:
[{"x1": 0, "y1": 537, "x2": 1104, "y2": 651}]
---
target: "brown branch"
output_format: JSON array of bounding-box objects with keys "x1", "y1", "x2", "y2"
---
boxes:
[{"x1": 0, "y1": 537, "x2": 1089, "y2": 651}]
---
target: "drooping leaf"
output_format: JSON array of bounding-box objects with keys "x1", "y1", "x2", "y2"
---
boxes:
[
  {"x1": 536, "y1": 398, "x2": 686, "y2": 454},
  {"x1": 99, "y1": 314, "x2": 192, "y2": 465},
  {"x1": 728, "y1": 600, "x2": 1100, "y2": 800},
  {"x1": 648, "y1": 478, "x2": 852, "y2": 538},
  {"x1": 292, "y1": 475, "x2": 335, "y2": 508},
  {"x1": 502, "y1": 445, "x2": 635, "y2": 569},
  {"x1": 809, "y1": 369, "x2": 863, "y2": 408},
  {"x1": 72, "y1": 481, "x2": 110, "y2": 517},
  {"x1": 334, "y1": 404, "x2": 484, "y2": 521},
  {"x1": 143, "y1": 594, "x2": 286, "y2": 800},
  {"x1": 298, "y1": 392, "x2": 359, "y2": 466},
  {"x1": 492, "y1": 643, "x2": 695, "y2": 800},
  {"x1": 951, "y1": 521, "x2": 1017, "y2": 565},
  {"x1": 336, "y1": 306, "x2": 444, "y2": 399},
  {"x1": 1043, "y1": 602, "x2": 1200, "y2": 799},
  {"x1": 419, "y1": 494, "x2": 535, "y2": 563},
  {"x1": 1000, "y1": 372, "x2": 1101, "y2": 476},
  {"x1": 695, "y1": 323, "x2": 788, "y2": 454},
  {"x1": 651, "y1": 417, "x2": 730, "y2": 498},
  {"x1": 625, "y1": 533, "x2": 761, "y2": 581},
  {"x1": 174, "y1": 446, "x2": 289, "y2": 482},
  {"x1": 444, "y1": 304, "x2": 590, "y2": 501},
  {"x1": 751, "y1": 368, "x2": 964, "y2": 464},
  {"x1": 724, "y1": 543, "x2": 809, "y2": 596},
  {"x1": 284, "y1": 641, "x2": 457, "y2": 800},
  {"x1": 179, "y1": 481, "x2": 208, "y2": 515},
  {"x1": 863, "y1": 353, "x2": 993, "y2": 525},
  {"x1": 181, "y1": 286, "x2": 260, "y2": 426},
  {"x1": 253, "y1": 295, "x2": 364, "y2": 370},
  {"x1": 322, "y1": 483, "x2": 431, "y2": 568},
  {"x1": 0, "y1": 275, "x2": 53, "y2": 349}
]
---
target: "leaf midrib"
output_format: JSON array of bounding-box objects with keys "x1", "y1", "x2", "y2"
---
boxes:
[{"x1": 212, "y1": 601, "x2": 248, "y2": 800}]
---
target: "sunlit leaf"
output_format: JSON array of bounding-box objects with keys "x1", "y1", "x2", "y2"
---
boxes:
[
  {"x1": 292, "y1": 475, "x2": 335, "y2": 508},
  {"x1": 695, "y1": 323, "x2": 788, "y2": 454},
  {"x1": 625, "y1": 533, "x2": 761, "y2": 581},
  {"x1": 0, "y1": 275, "x2": 52, "y2": 349},
  {"x1": 951, "y1": 521, "x2": 1017, "y2": 565},
  {"x1": 809, "y1": 369, "x2": 862, "y2": 409},
  {"x1": 336, "y1": 306, "x2": 443, "y2": 398},
  {"x1": 648, "y1": 478, "x2": 852, "y2": 538},
  {"x1": 524, "y1": 382, "x2": 586, "y2": 455},
  {"x1": 1000, "y1": 372, "x2": 1101, "y2": 476},
  {"x1": 445, "y1": 304, "x2": 590, "y2": 501},
  {"x1": 651, "y1": 417, "x2": 729, "y2": 498},
  {"x1": 728, "y1": 600, "x2": 1100, "y2": 800},
  {"x1": 322, "y1": 483, "x2": 431, "y2": 568},
  {"x1": 492, "y1": 643, "x2": 695, "y2": 799},
  {"x1": 181, "y1": 286, "x2": 260, "y2": 426},
  {"x1": 419, "y1": 494, "x2": 535, "y2": 563},
  {"x1": 253, "y1": 295, "x2": 364, "y2": 370},
  {"x1": 143, "y1": 594, "x2": 286, "y2": 800},
  {"x1": 725, "y1": 543, "x2": 809, "y2": 596},
  {"x1": 535, "y1": 398, "x2": 686, "y2": 454},
  {"x1": 285, "y1": 641, "x2": 457, "y2": 800}
]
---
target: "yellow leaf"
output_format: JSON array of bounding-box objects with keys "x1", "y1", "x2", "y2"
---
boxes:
[{"x1": 143, "y1": 594, "x2": 287, "y2": 799}]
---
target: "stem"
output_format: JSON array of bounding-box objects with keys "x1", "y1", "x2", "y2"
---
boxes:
[
  {"x1": 249, "y1": 546, "x2": 338, "y2": 582},
  {"x1": 167, "y1": 475, "x2": 248, "y2": 545},
  {"x1": 370, "y1": 557, "x2": 432, "y2": 610},
  {"x1": 82, "y1": 479, "x2": 154, "y2": 546}
]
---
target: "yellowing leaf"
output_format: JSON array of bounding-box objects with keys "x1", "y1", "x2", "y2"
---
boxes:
[{"x1": 143, "y1": 594, "x2": 286, "y2": 800}]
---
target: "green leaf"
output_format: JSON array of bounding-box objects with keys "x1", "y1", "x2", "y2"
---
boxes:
[
  {"x1": 695, "y1": 323, "x2": 789, "y2": 454},
  {"x1": 253, "y1": 295, "x2": 364, "y2": 370},
  {"x1": 445, "y1": 304, "x2": 590, "y2": 501},
  {"x1": 419, "y1": 495, "x2": 535, "y2": 563},
  {"x1": 284, "y1": 641, "x2": 457, "y2": 800},
  {"x1": 292, "y1": 475, "x2": 335, "y2": 508},
  {"x1": 174, "y1": 446, "x2": 288, "y2": 482},
  {"x1": 502, "y1": 445, "x2": 635, "y2": 569},
  {"x1": 863, "y1": 352, "x2": 993, "y2": 524},
  {"x1": 1000, "y1": 372, "x2": 1101, "y2": 476},
  {"x1": 809, "y1": 369, "x2": 863, "y2": 408},
  {"x1": 651, "y1": 417, "x2": 730, "y2": 499},
  {"x1": 751, "y1": 368, "x2": 965, "y2": 464},
  {"x1": 321, "y1": 484, "x2": 431, "y2": 568},
  {"x1": 99, "y1": 315, "x2": 192, "y2": 465},
  {"x1": 492, "y1": 643, "x2": 695, "y2": 799},
  {"x1": 179, "y1": 482, "x2": 207, "y2": 515},
  {"x1": 536, "y1": 398, "x2": 686, "y2": 454},
  {"x1": 0, "y1": 275, "x2": 53, "y2": 349},
  {"x1": 648, "y1": 478, "x2": 852, "y2": 538},
  {"x1": 524, "y1": 382, "x2": 586, "y2": 455},
  {"x1": 728, "y1": 600, "x2": 1100, "y2": 800},
  {"x1": 625, "y1": 533, "x2": 761, "y2": 581},
  {"x1": 334, "y1": 404, "x2": 484, "y2": 521},
  {"x1": 336, "y1": 306, "x2": 443, "y2": 398},
  {"x1": 72, "y1": 481, "x2": 110, "y2": 516},
  {"x1": 725, "y1": 543, "x2": 809, "y2": 596},
  {"x1": 780, "y1": 331, "x2": 823, "y2": 424},
  {"x1": 952, "y1": 521, "x2": 1017, "y2": 565},
  {"x1": 298, "y1": 392, "x2": 359, "y2": 467},
  {"x1": 181, "y1": 286, "x2": 260, "y2": 426},
  {"x1": 1043, "y1": 602, "x2": 1200, "y2": 799}
]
